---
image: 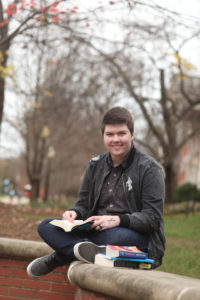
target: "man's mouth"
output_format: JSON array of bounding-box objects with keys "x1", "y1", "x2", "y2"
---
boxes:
[{"x1": 112, "y1": 145, "x2": 122, "y2": 149}]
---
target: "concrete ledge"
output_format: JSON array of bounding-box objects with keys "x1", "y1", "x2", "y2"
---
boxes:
[
  {"x1": 68, "y1": 262, "x2": 200, "y2": 300},
  {"x1": 0, "y1": 237, "x2": 52, "y2": 260},
  {"x1": 1, "y1": 238, "x2": 200, "y2": 300}
]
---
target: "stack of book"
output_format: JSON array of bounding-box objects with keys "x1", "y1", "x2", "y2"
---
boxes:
[{"x1": 94, "y1": 245, "x2": 154, "y2": 269}]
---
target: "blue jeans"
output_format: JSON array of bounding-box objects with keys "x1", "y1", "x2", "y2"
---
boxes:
[{"x1": 38, "y1": 218, "x2": 149, "y2": 264}]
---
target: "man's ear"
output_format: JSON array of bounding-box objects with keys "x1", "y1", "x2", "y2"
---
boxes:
[{"x1": 131, "y1": 132, "x2": 134, "y2": 140}]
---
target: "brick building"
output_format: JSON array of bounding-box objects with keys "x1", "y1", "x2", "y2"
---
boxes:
[{"x1": 169, "y1": 75, "x2": 200, "y2": 188}]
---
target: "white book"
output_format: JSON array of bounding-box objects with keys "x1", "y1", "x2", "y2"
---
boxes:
[
  {"x1": 50, "y1": 219, "x2": 93, "y2": 232},
  {"x1": 95, "y1": 254, "x2": 153, "y2": 269}
]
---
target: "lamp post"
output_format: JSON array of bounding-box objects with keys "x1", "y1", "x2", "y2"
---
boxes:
[{"x1": 43, "y1": 146, "x2": 56, "y2": 202}]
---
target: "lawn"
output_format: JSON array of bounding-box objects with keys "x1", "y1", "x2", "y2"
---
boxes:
[
  {"x1": 1, "y1": 202, "x2": 199, "y2": 279},
  {"x1": 158, "y1": 213, "x2": 200, "y2": 279}
]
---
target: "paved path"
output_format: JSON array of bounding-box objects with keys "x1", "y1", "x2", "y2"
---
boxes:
[{"x1": 0, "y1": 196, "x2": 30, "y2": 205}]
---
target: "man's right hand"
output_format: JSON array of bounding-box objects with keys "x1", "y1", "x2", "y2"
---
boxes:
[{"x1": 62, "y1": 210, "x2": 77, "y2": 222}]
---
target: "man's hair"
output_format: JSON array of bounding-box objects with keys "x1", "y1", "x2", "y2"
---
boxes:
[{"x1": 101, "y1": 106, "x2": 134, "y2": 134}]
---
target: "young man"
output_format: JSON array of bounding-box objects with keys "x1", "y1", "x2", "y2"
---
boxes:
[{"x1": 27, "y1": 107, "x2": 165, "y2": 277}]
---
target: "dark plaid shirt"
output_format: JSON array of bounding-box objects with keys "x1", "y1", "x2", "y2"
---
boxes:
[{"x1": 96, "y1": 149, "x2": 132, "y2": 216}]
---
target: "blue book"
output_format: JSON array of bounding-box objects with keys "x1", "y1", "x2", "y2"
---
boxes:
[{"x1": 109, "y1": 256, "x2": 155, "y2": 263}]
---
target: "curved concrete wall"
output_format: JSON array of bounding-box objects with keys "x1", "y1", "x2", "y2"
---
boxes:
[
  {"x1": 68, "y1": 259, "x2": 200, "y2": 300},
  {"x1": 1, "y1": 237, "x2": 200, "y2": 300},
  {"x1": 0, "y1": 237, "x2": 52, "y2": 259}
]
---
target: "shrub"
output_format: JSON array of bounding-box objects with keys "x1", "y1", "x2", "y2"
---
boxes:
[{"x1": 176, "y1": 183, "x2": 200, "y2": 202}]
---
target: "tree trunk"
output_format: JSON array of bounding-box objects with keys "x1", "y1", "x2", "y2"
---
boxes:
[
  {"x1": 0, "y1": 76, "x2": 5, "y2": 128},
  {"x1": 30, "y1": 178, "x2": 40, "y2": 202},
  {"x1": 164, "y1": 162, "x2": 178, "y2": 203},
  {"x1": 0, "y1": 0, "x2": 9, "y2": 131},
  {"x1": 0, "y1": 45, "x2": 9, "y2": 130}
]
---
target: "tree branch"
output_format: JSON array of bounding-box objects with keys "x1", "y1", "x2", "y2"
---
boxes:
[
  {"x1": 134, "y1": 137, "x2": 160, "y2": 158},
  {"x1": 65, "y1": 33, "x2": 167, "y2": 149},
  {"x1": 160, "y1": 69, "x2": 176, "y2": 145},
  {"x1": 177, "y1": 125, "x2": 200, "y2": 152},
  {"x1": 0, "y1": 11, "x2": 39, "y2": 47}
]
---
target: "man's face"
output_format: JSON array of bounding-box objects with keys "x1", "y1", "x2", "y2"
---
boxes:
[{"x1": 103, "y1": 124, "x2": 134, "y2": 164}]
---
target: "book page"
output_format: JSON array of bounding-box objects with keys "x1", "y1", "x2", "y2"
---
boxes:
[{"x1": 61, "y1": 220, "x2": 85, "y2": 226}]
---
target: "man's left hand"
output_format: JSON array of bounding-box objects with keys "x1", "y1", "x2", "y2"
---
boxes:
[{"x1": 86, "y1": 215, "x2": 120, "y2": 231}]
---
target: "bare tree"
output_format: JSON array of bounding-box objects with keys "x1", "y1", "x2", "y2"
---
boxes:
[
  {"x1": 3, "y1": 0, "x2": 200, "y2": 204},
  {"x1": 65, "y1": 11, "x2": 200, "y2": 203},
  {"x1": 38, "y1": 42, "x2": 119, "y2": 199},
  {"x1": 0, "y1": 0, "x2": 44, "y2": 129},
  {"x1": 7, "y1": 37, "x2": 121, "y2": 201},
  {"x1": 0, "y1": 0, "x2": 92, "y2": 131}
]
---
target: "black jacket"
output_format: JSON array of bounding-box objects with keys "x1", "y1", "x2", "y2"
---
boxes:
[{"x1": 71, "y1": 146, "x2": 165, "y2": 266}]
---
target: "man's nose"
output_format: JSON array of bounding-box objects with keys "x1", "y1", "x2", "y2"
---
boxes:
[{"x1": 113, "y1": 134, "x2": 120, "y2": 141}]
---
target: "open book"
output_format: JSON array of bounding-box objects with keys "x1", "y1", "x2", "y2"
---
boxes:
[{"x1": 50, "y1": 219, "x2": 93, "y2": 232}]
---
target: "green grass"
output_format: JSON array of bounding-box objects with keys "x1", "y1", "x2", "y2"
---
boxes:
[{"x1": 158, "y1": 213, "x2": 200, "y2": 279}]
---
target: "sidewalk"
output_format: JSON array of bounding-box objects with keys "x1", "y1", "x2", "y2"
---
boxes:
[{"x1": 0, "y1": 196, "x2": 30, "y2": 205}]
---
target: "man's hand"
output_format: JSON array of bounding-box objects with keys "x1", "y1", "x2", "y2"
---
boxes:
[
  {"x1": 86, "y1": 215, "x2": 120, "y2": 231},
  {"x1": 62, "y1": 210, "x2": 77, "y2": 222}
]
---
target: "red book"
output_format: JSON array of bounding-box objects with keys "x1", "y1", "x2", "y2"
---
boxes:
[{"x1": 105, "y1": 245, "x2": 148, "y2": 259}]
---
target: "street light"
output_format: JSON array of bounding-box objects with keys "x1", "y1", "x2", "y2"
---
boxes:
[{"x1": 41, "y1": 126, "x2": 50, "y2": 138}]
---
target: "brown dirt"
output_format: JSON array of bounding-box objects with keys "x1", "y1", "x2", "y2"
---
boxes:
[{"x1": 0, "y1": 203, "x2": 65, "y2": 241}]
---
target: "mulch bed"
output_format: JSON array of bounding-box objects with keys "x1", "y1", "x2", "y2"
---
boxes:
[{"x1": 0, "y1": 203, "x2": 64, "y2": 241}]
